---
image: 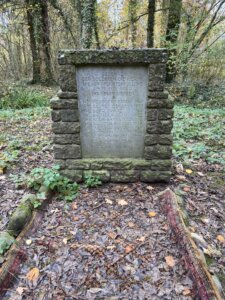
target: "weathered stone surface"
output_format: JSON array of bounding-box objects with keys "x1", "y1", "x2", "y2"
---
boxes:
[
  {"x1": 148, "y1": 91, "x2": 168, "y2": 99},
  {"x1": 158, "y1": 120, "x2": 173, "y2": 134},
  {"x1": 147, "y1": 98, "x2": 173, "y2": 109},
  {"x1": 111, "y1": 170, "x2": 139, "y2": 182},
  {"x1": 58, "y1": 90, "x2": 78, "y2": 99},
  {"x1": 144, "y1": 134, "x2": 158, "y2": 145},
  {"x1": 58, "y1": 49, "x2": 168, "y2": 65},
  {"x1": 158, "y1": 109, "x2": 174, "y2": 120},
  {"x1": 60, "y1": 169, "x2": 83, "y2": 182},
  {"x1": 90, "y1": 161, "x2": 103, "y2": 169},
  {"x1": 151, "y1": 160, "x2": 171, "y2": 170},
  {"x1": 51, "y1": 110, "x2": 61, "y2": 122},
  {"x1": 7, "y1": 204, "x2": 33, "y2": 236},
  {"x1": 52, "y1": 122, "x2": 80, "y2": 134},
  {"x1": 0, "y1": 232, "x2": 15, "y2": 255},
  {"x1": 53, "y1": 134, "x2": 80, "y2": 145},
  {"x1": 84, "y1": 170, "x2": 110, "y2": 182},
  {"x1": 147, "y1": 109, "x2": 158, "y2": 121},
  {"x1": 60, "y1": 109, "x2": 79, "y2": 122},
  {"x1": 59, "y1": 65, "x2": 77, "y2": 92},
  {"x1": 66, "y1": 159, "x2": 90, "y2": 170},
  {"x1": 77, "y1": 66, "x2": 148, "y2": 158},
  {"x1": 144, "y1": 145, "x2": 172, "y2": 159},
  {"x1": 132, "y1": 160, "x2": 152, "y2": 169},
  {"x1": 50, "y1": 98, "x2": 78, "y2": 109},
  {"x1": 146, "y1": 122, "x2": 158, "y2": 134},
  {"x1": 103, "y1": 160, "x2": 133, "y2": 170},
  {"x1": 158, "y1": 134, "x2": 173, "y2": 145},
  {"x1": 140, "y1": 171, "x2": 171, "y2": 182},
  {"x1": 54, "y1": 145, "x2": 81, "y2": 159}
]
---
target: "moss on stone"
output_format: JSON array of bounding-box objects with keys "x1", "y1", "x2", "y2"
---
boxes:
[
  {"x1": 7, "y1": 203, "x2": 32, "y2": 237},
  {"x1": 0, "y1": 232, "x2": 15, "y2": 255},
  {"x1": 83, "y1": 170, "x2": 110, "y2": 182}
]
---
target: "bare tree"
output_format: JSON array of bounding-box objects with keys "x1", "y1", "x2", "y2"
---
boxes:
[{"x1": 147, "y1": 0, "x2": 156, "y2": 47}]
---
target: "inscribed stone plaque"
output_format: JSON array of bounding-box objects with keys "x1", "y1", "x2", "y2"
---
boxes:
[{"x1": 76, "y1": 65, "x2": 148, "y2": 158}]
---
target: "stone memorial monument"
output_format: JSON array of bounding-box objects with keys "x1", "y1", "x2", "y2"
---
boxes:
[{"x1": 50, "y1": 49, "x2": 173, "y2": 183}]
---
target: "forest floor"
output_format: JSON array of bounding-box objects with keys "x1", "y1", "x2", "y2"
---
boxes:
[{"x1": 0, "y1": 105, "x2": 225, "y2": 299}]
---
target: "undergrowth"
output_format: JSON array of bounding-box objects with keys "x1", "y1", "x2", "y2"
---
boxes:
[
  {"x1": 173, "y1": 105, "x2": 225, "y2": 165},
  {"x1": 0, "y1": 86, "x2": 48, "y2": 109}
]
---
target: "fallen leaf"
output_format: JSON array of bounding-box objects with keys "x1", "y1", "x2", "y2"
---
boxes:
[
  {"x1": 105, "y1": 198, "x2": 113, "y2": 204},
  {"x1": 128, "y1": 222, "x2": 135, "y2": 228},
  {"x1": 148, "y1": 211, "x2": 156, "y2": 217},
  {"x1": 183, "y1": 288, "x2": 191, "y2": 296},
  {"x1": 26, "y1": 267, "x2": 39, "y2": 282},
  {"x1": 63, "y1": 238, "x2": 68, "y2": 244},
  {"x1": 147, "y1": 185, "x2": 154, "y2": 191},
  {"x1": 108, "y1": 232, "x2": 117, "y2": 240},
  {"x1": 165, "y1": 255, "x2": 175, "y2": 267},
  {"x1": 16, "y1": 287, "x2": 24, "y2": 295},
  {"x1": 217, "y1": 235, "x2": 225, "y2": 243},
  {"x1": 73, "y1": 216, "x2": 79, "y2": 221},
  {"x1": 0, "y1": 167, "x2": 5, "y2": 175},
  {"x1": 72, "y1": 203, "x2": 77, "y2": 210},
  {"x1": 176, "y1": 163, "x2": 184, "y2": 173},
  {"x1": 137, "y1": 236, "x2": 146, "y2": 242},
  {"x1": 25, "y1": 239, "x2": 32, "y2": 245},
  {"x1": 197, "y1": 172, "x2": 204, "y2": 176},
  {"x1": 117, "y1": 199, "x2": 128, "y2": 206},
  {"x1": 125, "y1": 245, "x2": 133, "y2": 253},
  {"x1": 183, "y1": 186, "x2": 191, "y2": 192},
  {"x1": 185, "y1": 169, "x2": 193, "y2": 174},
  {"x1": 176, "y1": 175, "x2": 186, "y2": 181}
]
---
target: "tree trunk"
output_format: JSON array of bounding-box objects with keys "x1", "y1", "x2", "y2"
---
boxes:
[
  {"x1": 147, "y1": 0, "x2": 156, "y2": 48},
  {"x1": 129, "y1": 0, "x2": 138, "y2": 48},
  {"x1": 81, "y1": 0, "x2": 98, "y2": 49},
  {"x1": 166, "y1": 0, "x2": 182, "y2": 82},
  {"x1": 39, "y1": 1, "x2": 54, "y2": 83},
  {"x1": 25, "y1": 0, "x2": 41, "y2": 83}
]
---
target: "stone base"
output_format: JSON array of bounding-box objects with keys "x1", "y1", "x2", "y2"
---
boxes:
[{"x1": 57, "y1": 159, "x2": 171, "y2": 183}]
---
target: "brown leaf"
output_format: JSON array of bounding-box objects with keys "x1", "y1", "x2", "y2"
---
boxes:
[
  {"x1": 117, "y1": 199, "x2": 128, "y2": 206},
  {"x1": 165, "y1": 255, "x2": 175, "y2": 267},
  {"x1": 128, "y1": 222, "x2": 135, "y2": 228},
  {"x1": 16, "y1": 287, "x2": 25, "y2": 295},
  {"x1": 26, "y1": 267, "x2": 39, "y2": 282},
  {"x1": 217, "y1": 235, "x2": 225, "y2": 243},
  {"x1": 147, "y1": 185, "x2": 154, "y2": 191},
  {"x1": 183, "y1": 186, "x2": 191, "y2": 192},
  {"x1": 125, "y1": 245, "x2": 133, "y2": 253},
  {"x1": 108, "y1": 232, "x2": 117, "y2": 240},
  {"x1": 137, "y1": 236, "x2": 146, "y2": 242},
  {"x1": 105, "y1": 198, "x2": 113, "y2": 204},
  {"x1": 183, "y1": 288, "x2": 191, "y2": 296},
  {"x1": 72, "y1": 203, "x2": 77, "y2": 210}
]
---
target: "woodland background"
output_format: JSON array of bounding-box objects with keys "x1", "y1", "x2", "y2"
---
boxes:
[{"x1": 0, "y1": 0, "x2": 224, "y2": 109}]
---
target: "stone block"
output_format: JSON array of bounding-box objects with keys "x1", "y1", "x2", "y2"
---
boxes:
[
  {"x1": 53, "y1": 134, "x2": 80, "y2": 145},
  {"x1": 147, "y1": 109, "x2": 158, "y2": 121},
  {"x1": 51, "y1": 110, "x2": 61, "y2": 122},
  {"x1": 110, "y1": 170, "x2": 139, "y2": 182},
  {"x1": 55, "y1": 159, "x2": 66, "y2": 169},
  {"x1": 58, "y1": 90, "x2": 78, "y2": 99},
  {"x1": 66, "y1": 159, "x2": 90, "y2": 170},
  {"x1": 144, "y1": 134, "x2": 158, "y2": 146},
  {"x1": 90, "y1": 161, "x2": 103, "y2": 169},
  {"x1": 84, "y1": 170, "x2": 110, "y2": 182},
  {"x1": 158, "y1": 134, "x2": 173, "y2": 145},
  {"x1": 144, "y1": 145, "x2": 172, "y2": 159},
  {"x1": 103, "y1": 160, "x2": 132, "y2": 170},
  {"x1": 132, "y1": 160, "x2": 152, "y2": 170},
  {"x1": 54, "y1": 145, "x2": 81, "y2": 159},
  {"x1": 50, "y1": 98, "x2": 78, "y2": 109},
  {"x1": 146, "y1": 122, "x2": 158, "y2": 134},
  {"x1": 158, "y1": 120, "x2": 173, "y2": 134},
  {"x1": 147, "y1": 98, "x2": 173, "y2": 109},
  {"x1": 52, "y1": 122, "x2": 80, "y2": 134},
  {"x1": 148, "y1": 91, "x2": 168, "y2": 99},
  {"x1": 59, "y1": 65, "x2": 77, "y2": 92},
  {"x1": 158, "y1": 109, "x2": 174, "y2": 120},
  {"x1": 60, "y1": 109, "x2": 79, "y2": 122},
  {"x1": 150, "y1": 159, "x2": 171, "y2": 171},
  {"x1": 60, "y1": 169, "x2": 83, "y2": 182},
  {"x1": 140, "y1": 171, "x2": 171, "y2": 182}
]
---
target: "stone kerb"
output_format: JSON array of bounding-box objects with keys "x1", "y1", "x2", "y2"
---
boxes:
[{"x1": 50, "y1": 49, "x2": 173, "y2": 183}]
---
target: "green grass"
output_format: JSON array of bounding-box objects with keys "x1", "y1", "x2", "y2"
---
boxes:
[
  {"x1": 173, "y1": 105, "x2": 225, "y2": 165},
  {"x1": 0, "y1": 86, "x2": 48, "y2": 109}
]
